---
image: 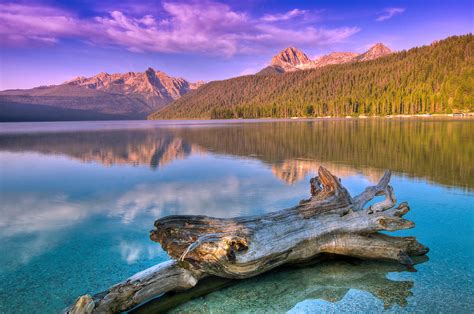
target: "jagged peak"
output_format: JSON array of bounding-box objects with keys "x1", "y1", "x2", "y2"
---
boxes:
[
  {"x1": 274, "y1": 46, "x2": 309, "y2": 57},
  {"x1": 356, "y1": 43, "x2": 392, "y2": 62},
  {"x1": 279, "y1": 46, "x2": 304, "y2": 54},
  {"x1": 367, "y1": 43, "x2": 392, "y2": 54},
  {"x1": 370, "y1": 42, "x2": 391, "y2": 50},
  {"x1": 146, "y1": 67, "x2": 157, "y2": 73},
  {"x1": 146, "y1": 68, "x2": 178, "y2": 80},
  {"x1": 96, "y1": 71, "x2": 110, "y2": 78},
  {"x1": 271, "y1": 46, "x2": 312, "y2": 68}
]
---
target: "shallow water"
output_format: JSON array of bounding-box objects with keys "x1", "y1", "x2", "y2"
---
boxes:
[{"x1": 0, "y1": 118, "x2": 473, "y2": 313}]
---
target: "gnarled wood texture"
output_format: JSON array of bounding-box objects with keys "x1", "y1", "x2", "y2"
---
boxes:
[{"x1": 65, "y1": 167, "x2": 428, "y2": 313}]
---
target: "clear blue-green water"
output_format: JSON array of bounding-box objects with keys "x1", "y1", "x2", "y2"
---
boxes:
[{"x1": 0, "y1": 119, "x2": 473, "y2": 313}]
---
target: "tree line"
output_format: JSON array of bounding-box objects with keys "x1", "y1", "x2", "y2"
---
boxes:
[{"x1": 150, "y1": 34, "x2": 473, "y2": 119}]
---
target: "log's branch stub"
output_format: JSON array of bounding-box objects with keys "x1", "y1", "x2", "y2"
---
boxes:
[
  {"x1": 368, "y1": 185, "x2": 397, "y2": 213},
  {"x1": 352, "y1": 170, "x2": 392, "y2": 211}
]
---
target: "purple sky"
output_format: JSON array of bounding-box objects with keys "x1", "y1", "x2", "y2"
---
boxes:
[{"x1": 0, "y1": 0, "x2": 472, "y2": 90}]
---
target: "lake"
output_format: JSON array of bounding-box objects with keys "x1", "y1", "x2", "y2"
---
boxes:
[{"x1": 0, "y1": 118, "x2": 473, "y2": 313}]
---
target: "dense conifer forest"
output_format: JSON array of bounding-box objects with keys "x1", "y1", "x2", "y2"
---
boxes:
[{"x1": 150, "y1": 34, "x2": 473, "y2": 119}]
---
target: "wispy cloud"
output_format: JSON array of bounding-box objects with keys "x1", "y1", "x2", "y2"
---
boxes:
[
  {"x1": 0, "y1": 1, "x2": 360, "y2": 56},
  {"x1": 0, "y1": 3, "x2": 91, "y2": 46},
  {"x1": 376, "y1": 7, "x2": 405, "y2": 22},
  {"x1": 261, "y1": 8, "x2": 306, "y2": 22}
]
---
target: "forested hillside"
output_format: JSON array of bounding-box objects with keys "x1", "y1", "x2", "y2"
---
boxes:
[{"x1": 150, "y1": 34, "x2": 473, "y2": 119}]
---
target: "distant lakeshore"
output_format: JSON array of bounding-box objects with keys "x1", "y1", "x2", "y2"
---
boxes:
[
  {"x1": 147, "y1": 112, "x2": 474, "y2": 121},
  {"x1": 289, "y1": 113, "x2": 474, "y2": 120},
  {"x1": 1, "y1": 113, "x2": 473, "y2": 129},
  {"x1": 217, "y1": 113, "x2": 474, "y2": 120}
]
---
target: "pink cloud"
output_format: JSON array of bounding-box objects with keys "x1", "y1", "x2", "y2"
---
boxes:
[
  {"x1": 0, "y1": 3, "x2": 85, "y2": 46},
  {"x1": 376, "y1": 8, "x2": 405, "y2": 22},
  {"x1": 261, "y1": 9, "x2": 307, "y2": 22},
  {"x1": 0, "y1": 1, "x2": 360, "y2": 56}
]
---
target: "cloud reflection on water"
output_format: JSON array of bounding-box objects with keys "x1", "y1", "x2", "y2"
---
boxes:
[
  {"x1": 0, "y1": 193, "x2": 86, "y2": 237},
  {"x1": 0, "y1": 157, "x2": 316, "y2": 268},
  {"x1": 119, "y1": 240, "x2": 162, "y2": 265}
]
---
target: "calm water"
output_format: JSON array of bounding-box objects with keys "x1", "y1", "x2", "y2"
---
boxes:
[{"x1": 0, "y1": 118, "x2": 473, "y2": 313}]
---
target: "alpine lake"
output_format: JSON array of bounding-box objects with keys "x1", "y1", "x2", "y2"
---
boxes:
[{"x1": 0, "y1": 117, "x2": 472, "y2": 313}]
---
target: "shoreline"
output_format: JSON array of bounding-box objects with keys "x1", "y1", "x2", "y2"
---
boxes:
[
  {"x1": 149, "y1": 113, "x2": 474, "y2": 121},
  {"x1": 0, "y1": 113, "x2": 473, "y2": 129},
  {"x1": 148, "y1": 112, "x2": 474, "y2": 121},
  {"x1": 279, "y1": 113, "x2": 474, "y2": 119}
]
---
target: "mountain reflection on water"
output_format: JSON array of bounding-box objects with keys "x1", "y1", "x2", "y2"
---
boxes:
[{"x1": 1, "y1": 118, "x2": 472, "y2": 189}]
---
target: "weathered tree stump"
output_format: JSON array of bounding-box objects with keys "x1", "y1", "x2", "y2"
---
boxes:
[{"x1": 65, "y1": 167, "x2": 428, "y2": 313}]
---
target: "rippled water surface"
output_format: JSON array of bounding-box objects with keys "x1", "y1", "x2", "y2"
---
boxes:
[{"x1": 0, "y1": 118, "x2": 473, "y2": 313}]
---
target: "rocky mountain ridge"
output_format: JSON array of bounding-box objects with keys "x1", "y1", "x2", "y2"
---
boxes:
[
  {"x1": 270, "y1": 47, "x2": 315, "y2": 71},
  {"x1": 66, "y1": 68, "x2": 203, "y2": 107},
  {"x1": 264, "y1": 43, "x2": 392, "y2": 73},
  {"x1": 0, "y1": 68, "x2": 203, "y2": 120}
]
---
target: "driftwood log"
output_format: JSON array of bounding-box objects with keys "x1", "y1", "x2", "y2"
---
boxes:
[{"x1": 65, "y1": 167, "x2": 428, "y2": 313}]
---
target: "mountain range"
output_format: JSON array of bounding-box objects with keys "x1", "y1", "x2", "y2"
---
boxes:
[
  {"x1": 259, "y1": 43, "x2": 392, "y2": 74},
  {"x1": 1, "y1": 34, "x2": 472, "y2": 121},
  {"x1": 0, "y1": 43, "x2": 392, "y2": 122},
  {"x1": 0, "y1": 68, "x2": 203, "y2": 121},
  {"x1": 151, "y1": 34, "x2": 472, "y2": 119}
]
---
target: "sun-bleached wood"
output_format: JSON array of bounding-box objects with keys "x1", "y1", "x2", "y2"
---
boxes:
[
  {"x1": 65, "y1": 167, "x2": 428, "y2": 313},
  {"x1": 63, "y1": 261, "x2": 205, "y2": 314}
]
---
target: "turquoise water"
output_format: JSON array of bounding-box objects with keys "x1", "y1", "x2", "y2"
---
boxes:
[{"x1": 0, "y1": 119, "x2": 473, "y2": 313}]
